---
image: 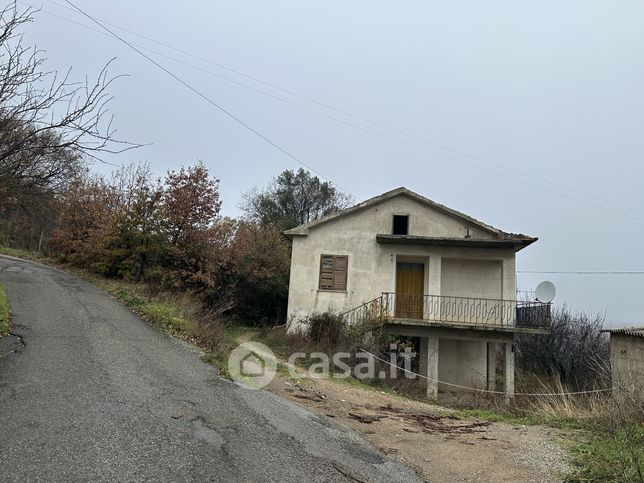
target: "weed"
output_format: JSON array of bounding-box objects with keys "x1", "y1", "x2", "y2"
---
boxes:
[
  {"x1": 567, "y1": 425, "x2": 644, "y2": 482},
  {"x1": 0, "y1": 283, "x2": 9, "y2": 336},
  {"x1": 0, "y1": 246, "x2": 46, "y2": 262}
]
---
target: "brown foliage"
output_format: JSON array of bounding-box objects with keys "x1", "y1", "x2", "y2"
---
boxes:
[
  {"x1": 12, "y1": 164, "x2": 354, "y2": 325},
  {"x1": 47, "y1": 174, "x2": 116, "y2": 267},
  {"x1": 217, "y1": 221, "x2": 291, "y2": 322},
  {"x1": 162, "y1": 162, "x2": 222, "y2": 289},
  {"x1": 0, "y1": 3, "x2": 136, "y2": 250}
]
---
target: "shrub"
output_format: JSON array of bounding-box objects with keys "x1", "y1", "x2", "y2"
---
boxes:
[
  {"x1": 216, "y1": 221, "x2": 290, "y2": 324},
  {"x1": 515, "y1": 305, "x2": 610, "y2": 391},
  {"x1": 306, "y1": 312, "x2": 347, "y2": 351}
]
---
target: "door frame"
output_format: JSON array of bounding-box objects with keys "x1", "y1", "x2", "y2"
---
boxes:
[{"x1": 395, "y1": 259, "x2": 426, "y2": 319}]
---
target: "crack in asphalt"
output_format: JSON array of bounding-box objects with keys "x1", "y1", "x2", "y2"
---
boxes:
[
  {"x1": 0, "y1": 256, "x2": 420, "y2": 482},
  {"x1": 0, "y1": 333, "x2": 25, "y2": 359}
]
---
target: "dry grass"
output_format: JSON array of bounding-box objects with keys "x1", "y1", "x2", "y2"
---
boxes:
[
  {"x1": 260, "y1": 320, "x2": 643, "y2": 481},
  {"x1": 0, "y1": 282, "x2": 9, "y2": 336}
]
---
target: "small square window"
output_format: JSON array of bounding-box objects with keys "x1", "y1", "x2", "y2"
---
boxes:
[{"x1": 392, "y1": 215, "x2": 409, "y2": 235}]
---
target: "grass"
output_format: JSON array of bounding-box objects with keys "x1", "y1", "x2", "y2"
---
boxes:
[
  {"x1": 249, "y1": 322, "x2": 644, "y2": 481},
  {"x1": 3, "y1": 245, "x2": 642, "y2": 481},
  {"x1": 567, "y1": 424, "x2": 644, "y2": 482},
  {"x1": 0, "y1": 245, "x2": 48, "y2": 263},
  {"x1": 456, "y1": 406, "x2": 601, "y2": 430},
  {"x1": 0, "y1": 245, "x2": 232, "y2": 371},
  {"x1": 75, "y1": 277, "x2": 193, "y2": 334},
  {"x1": 457, "y1": 397, "x2": 644, "y2": 482},
  {"x1": 0, "y1": 283, "x2": 9, "y2": 336}
]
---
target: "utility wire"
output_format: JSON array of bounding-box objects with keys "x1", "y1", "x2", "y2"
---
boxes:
[
  {"x1": 57, "y1": 0, "x2": 355, "y2": 200},
  {"x1": 29, "y1": 1, "x2": 644, "y2": 223},
  {"x1": 360, "y1": 348, "x2": 616, "y2": 396},
  {"x1": 518, "y1": 270, "x2": 644, "y2": 275},
  {"x1": 42, "y1": 0, "x2": 644, "y2": 217}
]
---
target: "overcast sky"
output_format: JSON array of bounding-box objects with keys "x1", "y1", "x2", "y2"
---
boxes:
[{"x1": 23, "y1": 0, "x2": 644, "y2": 325}]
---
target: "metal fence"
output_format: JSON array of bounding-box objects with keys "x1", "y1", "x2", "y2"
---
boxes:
[{"x1": 341, "y1": 293, "x2": 551, "y2": 329}]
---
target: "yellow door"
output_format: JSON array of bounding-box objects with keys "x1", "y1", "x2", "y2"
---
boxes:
[{"x1": 395, "y1": 263, "x2": 424, "y2": 319}]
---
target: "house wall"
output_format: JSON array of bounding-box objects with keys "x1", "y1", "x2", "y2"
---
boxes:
[
  {"x1": 438, "y1": 339, "x2": 487, "y2": 390},
  {"x1": 610, "y1": 335, "x2": 644, "y2": 400},
  {"x1": 440, "y1": 258, "x2": 503, "y2": 300},
  {"x1": 286, "y1": 194, "x2": 517, "y2": 330}
]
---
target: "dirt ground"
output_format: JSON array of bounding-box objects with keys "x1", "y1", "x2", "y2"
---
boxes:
[{"x1": 266, "y1": 373, "x2": 573, "y2": 482}]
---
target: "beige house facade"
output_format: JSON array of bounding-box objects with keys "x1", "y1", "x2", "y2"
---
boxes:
[{"x1": 285, "y1": 188, "x2": 550, "y2": 398}]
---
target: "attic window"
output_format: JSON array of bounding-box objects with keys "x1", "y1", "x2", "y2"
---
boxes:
[{"x1": 392, "y1": 215, "x2": 409, "y2": 235}]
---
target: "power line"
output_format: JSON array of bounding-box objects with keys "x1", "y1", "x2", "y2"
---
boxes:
[
  {"x1": 42, "y1": 0, "x2": 644, "y2": 218},
  {"x1": 30, "y1": 1, "x2": 644, "y2": 224},
  {"x1": 57, "y1": 0, "x2": 356, "y2": 200},
  {"x1": 518, "y1": 270, "x2": 644, "y2": 275}
]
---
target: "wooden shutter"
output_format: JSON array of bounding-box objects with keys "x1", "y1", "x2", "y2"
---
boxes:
[
  {"x1": 319, "y1": 255, "x2": 348, "y2": 291},
  {"x1": 319, "y1": 255, "x2": 335, "y2": 290},
  {"x1": 332, "y1": 255, "x2": 348, "y2": 290}
]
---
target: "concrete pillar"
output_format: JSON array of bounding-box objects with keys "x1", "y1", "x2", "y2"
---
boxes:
[
  {"x1": 420, "y1": 335, "x2": 439, "y2": 399},
  {"x1": 426, "y1": 256, "x2": 442, "y2": 321},
  {"x1": 427, "y1": 255, "x2": 442, "y2": 296},
  {"x1": 487, "y1": 342, "x2": 497, "y2": 391},
  {"x1": 501, "y1": 257, "x2": 516, "y2": 301},
  {"x1": 504, "y1": 340, "x2": 515, "y2": 398}
]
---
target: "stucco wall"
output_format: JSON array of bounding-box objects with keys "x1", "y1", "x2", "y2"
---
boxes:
[
  {"x1": 441, "y1": 258, "x2": 503, "y2": 300},
  {"x1": 610, "y1": 335, "x2": 644, "y2": 399},
  {"x1": 438, "y1": 339, "x2": 487, "y2": 390},
  {"x1": 286, "y1": 194, "x2": 517, "y2": 330}
]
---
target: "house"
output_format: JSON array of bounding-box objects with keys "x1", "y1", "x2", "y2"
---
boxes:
[
  {"x1": 284, "y1": 187, "x2": 551, "y2": 398},
  {"x1": 601, "y1": 327, "x2": 644, "y2": 400}
]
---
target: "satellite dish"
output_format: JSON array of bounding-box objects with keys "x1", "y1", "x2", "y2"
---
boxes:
[{"x1": 535, "y1": 281, "x2": 556, "y2": 303}]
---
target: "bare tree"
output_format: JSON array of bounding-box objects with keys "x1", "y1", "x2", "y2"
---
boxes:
[
  {"x1": 515, "y1": 304, "x2": 610, "y2": 391},
  {"x1": 0, "y1": 2, "x2": 136, "y2": 201}
]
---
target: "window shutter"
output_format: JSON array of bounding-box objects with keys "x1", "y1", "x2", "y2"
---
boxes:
[
  {"x1": 319, "y1": 255, "x2": 335, "y2": 290},
  {"x1": 319, "y1": 255, "x2": 348, "y2": 291},
  {"x1": 332, "y1": 256, "x2": 347, "y2": 291}
]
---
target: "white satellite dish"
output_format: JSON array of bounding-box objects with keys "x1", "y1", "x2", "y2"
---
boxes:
[{"x1": 535, "y1": 281, "x2": 556, "y2": 303}]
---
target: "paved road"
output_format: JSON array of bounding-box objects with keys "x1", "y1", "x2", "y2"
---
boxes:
[{"x1": 0, "y1": 257, "x2": 420, "y2": 482}]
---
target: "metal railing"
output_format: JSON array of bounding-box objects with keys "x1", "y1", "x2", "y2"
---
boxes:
[
  {"x1": 341, "y1": 296, "x2": 386, "y2": 326},
  {"x1": 341, "y1": 293, "x2": 551, "y2": 329}
]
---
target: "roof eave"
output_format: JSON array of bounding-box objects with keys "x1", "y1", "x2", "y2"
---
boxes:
[
  {"x1": 601, "y1": 327, "x2": 644, "y2": 338},
  {"x1": 283, "y1": 228, "x2": 308, "y2": 239},
  {"x1": 376, "y1": 234, "x2": 537, "y2": 251}
]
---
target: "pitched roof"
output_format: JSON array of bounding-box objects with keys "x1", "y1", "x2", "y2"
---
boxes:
[
  {"x1": 284, "y1": 187, "x2": 537, "y2": 246},
  {"x1": 601, "y1": 327, "x2": 644, "y2": 338}
]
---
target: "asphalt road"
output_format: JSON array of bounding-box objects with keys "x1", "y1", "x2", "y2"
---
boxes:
[{"x1": 0, "y1": 256, "x2": 420, "y2": 482}]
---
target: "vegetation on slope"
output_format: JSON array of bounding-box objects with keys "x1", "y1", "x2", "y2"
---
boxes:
[{"x1": 0, "y1": 283, "x2": 9, "y2": 336}]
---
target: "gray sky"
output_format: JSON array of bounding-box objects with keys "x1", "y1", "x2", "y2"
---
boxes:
[{"x1": 24, "y1": 0, "x2": 644, "y2": 326}]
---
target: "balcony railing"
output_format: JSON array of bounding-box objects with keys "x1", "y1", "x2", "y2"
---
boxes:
[{"x1": 341, "y1": 293, "x2": 551, "y2": 329}]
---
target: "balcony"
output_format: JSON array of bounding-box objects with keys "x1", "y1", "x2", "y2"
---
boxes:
[{"x1": 341, "y1": 292, "x2": 551, "y2": 331}]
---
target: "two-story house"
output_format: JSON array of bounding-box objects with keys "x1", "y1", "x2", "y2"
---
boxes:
[{"x1": 284, "y1": 187, "x2": 550, "y2": 398}]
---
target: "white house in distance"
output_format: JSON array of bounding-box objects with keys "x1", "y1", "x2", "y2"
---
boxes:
[
  {"x1": 601, "y1": 327, "x2": 644, "y2": 401},
  {"x1": 284, "y1": 187, "x2": 551, "y2": 399}
]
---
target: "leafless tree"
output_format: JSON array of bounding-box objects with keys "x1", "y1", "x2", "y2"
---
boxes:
[
  {"x1": 0, "y1": 2, "x2": 137, "y2": 202},
  {"x1": 515, "y1": 304, "x2": 610, "y2": 391}
]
